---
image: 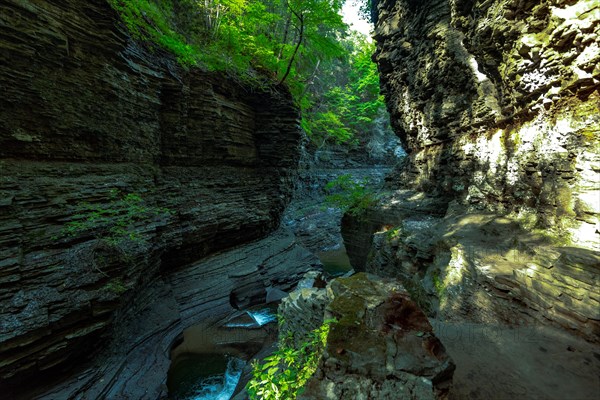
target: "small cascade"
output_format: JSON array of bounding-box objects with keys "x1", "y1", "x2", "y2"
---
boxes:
[
  {"x1": 168, "y1": 354, "x2": 245, "y2": 400},
  {"x1": 189, "y1": 357, "x2": 245, "y2": 400},
  {"x1": 168, "y1": 304, "x2": 279, "y2": 398},
  {"x1": 224, "y1": 308, "x2": 277, "y2": 328},
  {"x1": 246, "y1": 308, "x2": 277, "y2": 326}
]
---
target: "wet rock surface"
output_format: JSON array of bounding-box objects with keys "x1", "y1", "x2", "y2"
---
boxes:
[
  {"x1": 0, "y1": 0, "x2": 302, "y2": 396},
  {"x1": 33, "y1": 228, "x2": 318, "y2": 399}
]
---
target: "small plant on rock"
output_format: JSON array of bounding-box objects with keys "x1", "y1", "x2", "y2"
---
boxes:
[
  {"x1": 59, "y1": 189, "x2": 172, "y2": 245},
  {"x1": 247, "y1": 318, "x2": 336, "y2": 399},
  {"x1": 104, "y1": 278, "x2": 129, "y2": 294},
  {"x1": 385, "y1": 226, "x2": 402, "y2": 240},
  {"x1": 431, "y1": 269, "x2": 446, "y2": 300}
]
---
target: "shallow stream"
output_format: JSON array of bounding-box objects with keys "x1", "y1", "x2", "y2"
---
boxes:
[{"x1": 167, "y1": 306, "x2": 279, "y2": 399}]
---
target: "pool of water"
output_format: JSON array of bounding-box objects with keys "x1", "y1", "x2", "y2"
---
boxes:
[
  {"x1": 167, "y1": 353, "x2": 245, "y2": 400},
  {"x1": 168, "y1": 303, "x2": 279, "y2": 399},
  {"x1": 317, "y1": 245, "x2": 353, "y2": 277}
]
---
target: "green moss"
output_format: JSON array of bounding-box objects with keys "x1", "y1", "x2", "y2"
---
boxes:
[
  {"x1": 104, "y1": 278, "x2": 128, "y2": 294},
  {"x1": 431, "y1": 269, "x2": 446, "y2": 299},
  {"x1": 59, "y1": 189, "x2": 172, "y2": 246},
  {"x1": 555, "y1": 186, "x2": 576, "y2": 218},
  {"x1": 108, "y1": 0, "x2": 198, "y2": 66},
  {"x1": 580, "y1": 129, "x2": 597, "y2": 142}
]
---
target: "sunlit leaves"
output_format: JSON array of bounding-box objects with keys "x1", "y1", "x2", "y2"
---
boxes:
[
  {"x1": 246, "y1": 319, "x2": 336, "y2": 399},
  {"x1": 303, "y1": 36, "x2": 385, "y2": 146},
  {"x1": 108, "y1": 0, "x2": 387, "y2": 150},
  {"x1": 324, "y1": 174, "x2": 378, "y2": 216}
]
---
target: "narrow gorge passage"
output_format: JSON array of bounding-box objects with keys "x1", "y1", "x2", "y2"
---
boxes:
[{"x1": 1, "y1": 0, "x2": 599, "y2": 399}]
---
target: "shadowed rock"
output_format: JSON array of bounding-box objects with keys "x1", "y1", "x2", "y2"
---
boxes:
[{"x1": 279, "y1": 273, "x2": 455, "y2": 400}]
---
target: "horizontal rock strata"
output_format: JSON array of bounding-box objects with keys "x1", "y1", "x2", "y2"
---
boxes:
[
  {"x1": 374, "y1": 0, "x2": 599, "y2": 244},
  {"x1": 36, "y1": 229, "x2": 319, "y2": 399},
  {"x1": 0, "y1": 0, "x2": 302, "y2": 396}
]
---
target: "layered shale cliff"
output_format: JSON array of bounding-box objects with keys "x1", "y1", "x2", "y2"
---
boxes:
[
  {"x1": 374, "y1": 0, "x2": 599, "y2": 237},
  {"x1": 339, "y1": 1, "x2": 600, "y2": 396},
  {"x1": 345, "y1": 0, "x2": 599, "y2": 346},
  {"x1": 0, "y1": 0, "x2": 306, "y2": 397}
]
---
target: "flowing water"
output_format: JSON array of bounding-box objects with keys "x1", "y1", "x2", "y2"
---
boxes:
[
  {"x1": 168, "y1": 305, "x2": 278, "y2": 399},
  {"x1": 247, "y1": 308, "x2": 277, "y2": 326},
  {"x1": 167, "y1": 354, "x2": 245, "y2": 400},
  {"x1": 224, "y1": 308, "x2": 278, "y2": 328}
]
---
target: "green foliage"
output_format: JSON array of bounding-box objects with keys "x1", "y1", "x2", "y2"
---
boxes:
[
  {"x1": 60, "y1": 189, "x2": 171, "y2": 245},
  {"x1": 324, "y1": 174, "x2": 378, "y2": 217},
  {"x1": 104, "y1": 278, "x2": 129, "y2": 294},
  {"x1": 351, "y1": 0, "x2": 376, "y2": 22},
  {"x1": 108, "y1": 1, "x2": 388, "y2": 150},
  {"x1": 302, "y1": 111, "x2": 353, "y2": 146},
  {"x1": 385, "y1": 226, "x2": 401, "y2": 240},
  {"x1": 302, "y1": 36, "x2": 387, "y2": 147},
  {"x1": 107, "y1": 0, "x2": 198, "y2": 65},
  {"x1": 247, "y1": 319, "x2": 336, "y2": 399},
  {"x1": 108, "y1": 0, "x2": 347, "y2": 86},
  {"x1": 431, "y1": 269, "x2": 446, "y2": 299}
]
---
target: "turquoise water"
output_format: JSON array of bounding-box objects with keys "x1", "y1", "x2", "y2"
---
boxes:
[
  {"x1": 167, "y1": 354, "x2": 244, "y2": 400},
  {"x1": 247, "y1": 308, "x2": 277, "y2": 326},
  {"x1": 224, "y1": 305, "x2": 278, "y2": 328}
]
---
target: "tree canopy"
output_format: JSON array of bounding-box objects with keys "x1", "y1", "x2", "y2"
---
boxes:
[{"x1": 109, "y1": 0, "x2": 387, "y2": 147}]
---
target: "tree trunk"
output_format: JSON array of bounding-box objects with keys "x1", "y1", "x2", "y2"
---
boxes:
[{"x1": 279, "y1": 11, "x2": 303, "y2": 85}]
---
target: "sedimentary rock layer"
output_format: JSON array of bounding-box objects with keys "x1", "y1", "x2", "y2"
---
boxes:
[
  {"x1": 342, "y1": 0, "x2": 600, "y2": 346},
  {"x1": 36, "y1": 229, "x2": 318, "y2": 399},
  {"x1": 0, "y1": 0, "x2": 301, "y2": 395},
  {"x1": 374, "y1": 0, "x2": 599, "y2": 244}
]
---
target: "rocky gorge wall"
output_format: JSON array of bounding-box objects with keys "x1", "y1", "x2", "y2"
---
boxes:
[
  {"x1": 341, "y1": 0, "x2": 599, "y2": 348},
  {"x1": 0, "y1": 0, "x2": 302, "y2": 396},
  {"x1": 374, "y1": 0, "x2": 599, "y2": 244}
]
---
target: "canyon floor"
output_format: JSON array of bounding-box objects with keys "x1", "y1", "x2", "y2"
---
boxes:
[
  {"x1": 435, "y1": 320, "x2": 600, "y2": 400},
  {"x1": 286, "y1": 185, "x2": 599, "y2": 400}
]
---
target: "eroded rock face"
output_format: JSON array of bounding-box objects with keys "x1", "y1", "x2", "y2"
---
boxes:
[
  {"x1": 353, "y1": 0, "x2": 600, "y2": 344},
  {"x1": 279, "y1": 273, "x2": 455, "y2": 400},
  {"x1": 39, "y1": 229, "x2": 319, "y2": 399},
  {"x1": 350, "y1": 200, "x2": 600, "y2": 339},
  {"x1": 0, "y1": 0, "x2": 301, "y2": 396},
  {"x1": 373, "y1": 0, "x2": 599, "y2": 244}
]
